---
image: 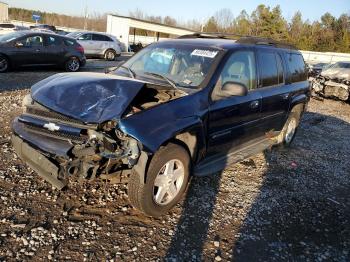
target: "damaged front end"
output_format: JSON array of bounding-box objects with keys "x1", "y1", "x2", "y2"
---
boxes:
[
  {"x1": 12, "y1": 98, "x2": 140, "y2": 189},
  {"x1": 12, "y1": 72, "x2": 188, "y2": 189}
]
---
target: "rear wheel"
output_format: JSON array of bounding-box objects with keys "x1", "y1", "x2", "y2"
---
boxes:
[
  {"x1": 65, "y1": 57, "x2": 80, "y2": 72},
  {"x1": 104, "y1": 49, "x2": 116, "y2": 61},
  {"x1": 278, "y1": 106, "x2": 303, "y2": 147},
  {"x1": 0, "y1": 55, "x2": 9, "y2": 73},
  {"x1": 128, "y1": 143, "x2": 190, "y2": 217}
]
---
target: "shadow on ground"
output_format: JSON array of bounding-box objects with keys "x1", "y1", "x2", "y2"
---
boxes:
[{"x1": 165, "y1": 111, "x2": 350, "y2": 261}]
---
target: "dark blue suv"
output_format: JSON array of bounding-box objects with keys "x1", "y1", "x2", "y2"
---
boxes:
[{"x1": 12, "y1": 34, "x2": 310, "y2": 217}]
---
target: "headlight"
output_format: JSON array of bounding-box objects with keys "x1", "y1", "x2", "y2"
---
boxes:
[{"x1": 22, "y1": 94, "x2": 33, "y2": 109}]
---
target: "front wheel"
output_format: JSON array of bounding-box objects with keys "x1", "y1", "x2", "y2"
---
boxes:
[
  {"x1": 128, "y1": 143, "x2": 190, "y2": 217},
  {"x1": 65, "y1": 57, "x2": 80, "y2": 72}
]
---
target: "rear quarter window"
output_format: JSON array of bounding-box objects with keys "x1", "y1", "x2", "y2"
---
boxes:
[
  {"x1": 287, "y1": 53, "x2": 307, "y2": 82},
  {"x1": 64, "y1": 39, "x2": 76, "y2": 46}
]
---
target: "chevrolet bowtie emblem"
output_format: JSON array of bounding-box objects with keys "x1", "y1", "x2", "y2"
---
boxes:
[{"x1": 43, "y1": 122, "x2": 60, "y2": 132}]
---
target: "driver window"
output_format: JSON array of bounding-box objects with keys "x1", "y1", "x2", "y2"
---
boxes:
[
  {"x1": 22, "y1": 35, "x2": 43, "y2": 47},
  {"x1": 218, "y1": 50, "x2": 257, "y2": 93}
]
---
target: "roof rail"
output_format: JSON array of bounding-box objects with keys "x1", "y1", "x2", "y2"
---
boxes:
[
  {"x1": 236, "y1": 37, "x2": 297, "y2": 50},
  {"x1": 178, "y1": 33, "x2": 297, "y2": 50},
  {"x1": 178, "y1": 32, "x2": 243, "y2": 39}
]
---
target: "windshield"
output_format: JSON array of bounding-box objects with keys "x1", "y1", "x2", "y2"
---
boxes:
[
  {"x1": 118, "y1": 44, "x2": 220, "y2": 88},
  {"x1": 0, "y1": 32, "x2": 25, "y2": 43}
]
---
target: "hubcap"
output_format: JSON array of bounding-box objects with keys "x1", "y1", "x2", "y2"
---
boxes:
[
  {"x1": 0, "y1": 57, "x2": 8, "y2": 71},
  {"x1": 107, "y1": 51, "x2": 115, "y2": 60},
  {"x1": 153, "y1": 159, "x2": 185, "y2": 205},
  {"x1": 68, "y1": 59, "x2": 79, "y2": 71},
  {"x1": 285, "y1": 118, "x2": 297, "y2": 143}
]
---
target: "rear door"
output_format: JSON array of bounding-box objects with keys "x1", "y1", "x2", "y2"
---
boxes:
[
  {"x1": 207, "y1": 49, "x2": 263, "y2": 157},
  {"x1": 257, "y1": 48, "x2": 290, "y2": 133},
  {"x1": 92, "y1": 34, "x2": 107, "y2": 54},
  {"x1": 44, "y1": 35, "x2": 65, "y2": 65}
]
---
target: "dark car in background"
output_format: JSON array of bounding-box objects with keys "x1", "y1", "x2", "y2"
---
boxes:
[
  {"x1": 12, "y1": 34, "x2": 310, "y2": 217},
  {"x1": 0, "y1": 31, "x2": 86, "y2": 72}
]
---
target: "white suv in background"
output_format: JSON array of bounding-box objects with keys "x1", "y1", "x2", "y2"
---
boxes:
[
  {"x1": 67, "y1": 31, "x2": 122, "y2": 61},
  {"x1": 0, "y1": 23, "x2": 17, "y2": 35}
]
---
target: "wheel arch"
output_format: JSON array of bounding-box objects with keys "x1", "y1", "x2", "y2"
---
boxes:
[{"x1": 130, "y1": 121, "x2": 206, "y2": 185}]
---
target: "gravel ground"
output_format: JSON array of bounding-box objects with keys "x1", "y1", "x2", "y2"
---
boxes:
[
  {"x1": 0, "y1": 88, "x2": 349, "y2": 261},
  {"x1": 0, "y1": 58, "x2": 127, "y2": 91}
]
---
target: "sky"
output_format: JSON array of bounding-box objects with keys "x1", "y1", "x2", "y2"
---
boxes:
[{"x1": 4, "y1": 0, "x2": 350, "y2": 23}]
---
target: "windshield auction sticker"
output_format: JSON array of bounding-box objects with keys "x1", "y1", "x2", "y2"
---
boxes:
[{"x1": 191, "y1": 49, "x2": 218, "y2": 58}]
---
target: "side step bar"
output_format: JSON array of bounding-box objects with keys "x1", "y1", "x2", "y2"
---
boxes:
[{"x1": 194, "y1": 138, "x2": 274, "y2": 177}]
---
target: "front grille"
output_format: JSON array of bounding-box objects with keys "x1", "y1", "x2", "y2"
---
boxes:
[
  {"x1": 24, "y1": 124, "x2": 85, "y2": 142},
  {"x1": 26, "y1": 107, "x2": 83, "y2": 125}
]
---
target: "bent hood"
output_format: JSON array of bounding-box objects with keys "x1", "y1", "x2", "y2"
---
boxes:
[{"x1": 31, "y1": 72, "x2": 146, "y2": 124}]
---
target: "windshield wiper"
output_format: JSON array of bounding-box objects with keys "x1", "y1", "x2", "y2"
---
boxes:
[
  {"x1": 119, "y1": 65, "x2": 136, "y2": 79},
  {"x1": 144, "y1": 72, "x2": 178, "y2": 89}
]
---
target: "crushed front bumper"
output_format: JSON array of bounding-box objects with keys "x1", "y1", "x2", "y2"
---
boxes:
[{"x1": 11, "y1": 135, "x2": 67, "y2": 190}]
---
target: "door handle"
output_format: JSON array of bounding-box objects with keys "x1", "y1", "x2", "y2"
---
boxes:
[{"x1": 250, "y1": 100, "x2": 259, "y2": 109}]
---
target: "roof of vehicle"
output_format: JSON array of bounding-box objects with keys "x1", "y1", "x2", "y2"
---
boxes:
[
  {"x1": 68, "y1": 31, "x2": 112, "y2": 36},
  {"x1": 160, "y1": 33, "x2": 299, "y2": 52},
  {"x1": 3, "y1": 30, "x2": 78, "y2": 40}
]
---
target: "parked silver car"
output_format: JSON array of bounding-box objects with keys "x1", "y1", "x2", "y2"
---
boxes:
[{"x1": 67, "y1": 31, "x2": 121, "y2": 61}]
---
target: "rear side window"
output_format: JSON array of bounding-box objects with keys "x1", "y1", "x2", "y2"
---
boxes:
[
  {"x1": 258, "y1": 51, "x2": 279, "y2": 87},
  {"x1": 276, "y1": 53, "x2": 284, "y2": 84},
  {"x1": 47, "y1": 36, "x2": 62, "y2": 46},
  {"x1": 287, "y1": 53, "x2": 307, "y2": 82},
  {"x1": 64, "y1": 39, "x2": 76, "y2": 46},
  {"x1": 92, "y1": 34, "x2": 112, "y2": 41}
]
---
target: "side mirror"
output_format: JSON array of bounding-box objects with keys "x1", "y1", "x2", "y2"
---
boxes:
[
  {"x1": 15, "y1": 42, "x2": 24, "y2": 48},
  {"x1": 222, "y1": 81, "x2": 248, "y2": 96}
]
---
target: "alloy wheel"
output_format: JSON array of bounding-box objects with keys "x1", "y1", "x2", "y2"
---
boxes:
[
  {"x1": 153, "y1": 159, "x2": 185, "y2": 205},
  {"x1": 67, "y1": 58, "x2": 80, "y2": 72},
  {"x1": 285, "y1": 118, "x2": 297, "y2": 144}
]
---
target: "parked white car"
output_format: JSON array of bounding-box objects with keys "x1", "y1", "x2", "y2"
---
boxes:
[{"x1": 67, "y1": 31, "x2": 122, "y2": 61}]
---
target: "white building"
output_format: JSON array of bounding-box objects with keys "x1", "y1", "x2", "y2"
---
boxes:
[
  {"x1": 107, "y1": 14, "x2": 195, "y2": 51},
  {"x1": 0, "y1": 1, "x2": 8, "y2": 22}
]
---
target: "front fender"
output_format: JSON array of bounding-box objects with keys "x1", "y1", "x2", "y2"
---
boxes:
[
  {"x1": 119, "y1": 114, "x2": 206, "y2": 156},
  {"x1": 290, "y1": 93, "x2": 309, "y2": 113}
]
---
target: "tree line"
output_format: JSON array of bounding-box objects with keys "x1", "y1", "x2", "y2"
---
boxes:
[{"x1": 8, "y1": 5, "x2": 350, "y2": 53}]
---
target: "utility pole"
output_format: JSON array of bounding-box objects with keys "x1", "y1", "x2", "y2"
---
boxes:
[{"x1": 83, "y1": 0, "x2": 88, "y2": 30}]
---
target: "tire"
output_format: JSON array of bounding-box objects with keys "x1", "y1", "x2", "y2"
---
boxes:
[
  {"x1": 278, "y1": 106, "x2": 303, "y2": 147},
  {"x1": 104, "y1": 49, "x2": 116, "y2": 61},
  {"x1": 0, "y1": 55, "x2": 10, "y2": 73},
  {"x1": 128, "y1": 143, "x2": 190, "y2": 217},
  {"x1": 65, "y1": 57, "x2": 80, "y2": 72}
]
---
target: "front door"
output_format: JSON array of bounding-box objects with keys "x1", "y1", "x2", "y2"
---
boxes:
[
  {"x1": 12, "y1": 34, "x2": 45, "y2": 66},
  {"x1": 77, "y1": 33, "x2": 94, "y2": 55},
  {"x1": 207, "y1": 49, "x2": 263, "y2": 157}
]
